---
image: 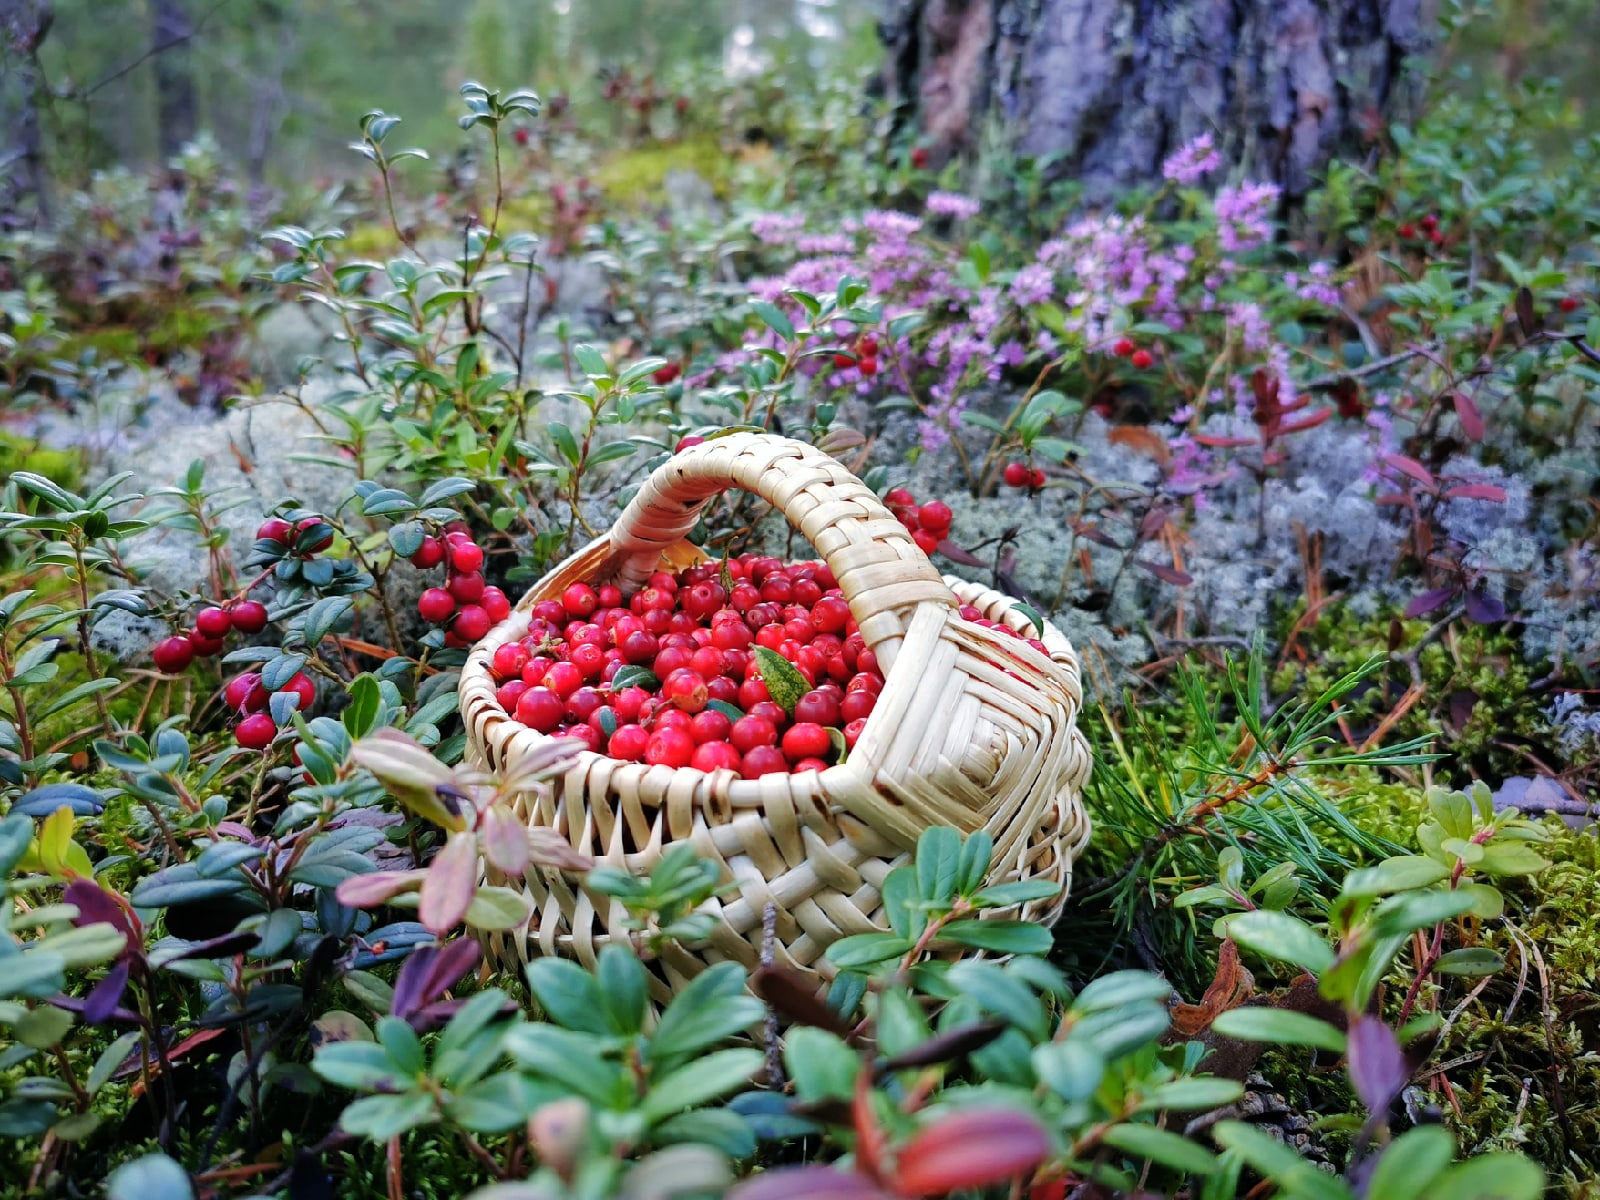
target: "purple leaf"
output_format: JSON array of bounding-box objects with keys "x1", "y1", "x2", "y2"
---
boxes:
[
  {"x1": 729, "y1": 1166, "x2": 892, "y2": 1200},
  {"x1": 83, "y1": 960, "x2": 132, "y2": 1025},
  {"x1": 1463, "y1": 587, "x2": 1506, "y2": 625},
  {"x1": 1443, "y1": 483, "x2": 1506, "y2": 502},
  {"x1": 160, "y1": 930, "x2": 261, "y2": 963},
  {"x1": 1134, "y1": 560, "x2": 1194, "y2": 587},
  {"x1": 1452, "y1": 392, "x2": 1486, "y2": 441},
  {"x1": 1347, "y1": 1014, "x2": 1408, "y2": 1117},
  {"x1": 64, "y1": 880, "x2": 138, "y2": 944},
  {"x1": 1404, "y1": 587, "x2": 1457, "y2": 619},
  {"x1": 935, "y1": 539, "x2": 985, "y2": 568},
  {"x1": 1384, "y1": 454, "x2": 1435, "y2": 487},
  {"x1": 390, "y1": 939, "x2": 480, "y2": 1019},
  {"x1": 50, "y1": 992, "x2": 142, "y2": 1025}
]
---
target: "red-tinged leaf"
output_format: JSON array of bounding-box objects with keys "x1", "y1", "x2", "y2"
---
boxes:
[
  {"x1": 1384, "y1": 454, "x2": 1435, "y2": 487},
  {"x1": 1443, "y1": 483, "x2": 1506, "y2": 503},
  {"x1": 936, "y1": 539, "x2": 986, "y2": 568},
  {"x1": 1373, "y1": 494, "x2": 1412, "y2": 507},
  {"x1": 729, "y1": 1167, "x2": 891, "y2": 1200},
  {"x1": 1463, "y1": 587, "x2": 1506, "y2": 626},
  {"x1": 526, "y1": 827, "x2": 594, "y2": 873},
  {"x1": 1515, "y1": 286, "x2": 1539, "y2": 339},
  {"x1": 1070, "y1": 520, "x2": 1119, "y2": 548},
  {"x1": 1332, "y1": 378, "x2": 1364, "y2": 420},
  {"x1": 1134, "y1": 560, "x2": 1194, "y2": 587},
  {"x1": 479, "y1": 804, "x2": 531, "y2": 877},
  {"x1": 1347, "y1": 1014, "x2": 1407, "y2": 1117},
  {"x1": 892, "y1": 1108, "x2": 1052, "y2": 1197},
  {"x1": 1277, "y1": 407, "x2": 1333, "y2": 434},
  {"x1": 881, "y1": 1020, "x2": 1008, "y2": 1071},
  {"x1": 854, "y1": 1070, "x2": 888, "y2": 1182},
  {"x1": 391, "y1": 939, "x2": 481, "y2": 1018},
  {"x1": 336, "y1": 868, "x2": 426, "y2": 909},
  {"x1": 1404, "y1": 587, "x2": 1458, "y2": 619},
  {"x1": 64, "y1": 879, "x2": 139, "y2": 944},
  {"x1": 1452, "y1": 392, "x2": 1485, "y2": 441},
  {"x1": 419, "y1": 832, "x2": 479, "y2": 935},
  {"x1": 1192, "y1": 433, "x2": 1256, "y2": 448},
  {"x1": 161, "y1": 929, "x2": 262, "y2": 963},
  {"x1": 751, "y1": 964, "x2": 853, "y2": 1035}
]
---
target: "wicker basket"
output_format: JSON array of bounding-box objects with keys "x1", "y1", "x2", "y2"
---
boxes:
[{"x1": 461, "y1": 433, "x2": 1091, "y2": 998}]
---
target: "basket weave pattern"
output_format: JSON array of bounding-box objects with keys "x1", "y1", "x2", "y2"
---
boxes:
[{"x1": 461, "y1": 433, "x2": 1091, "y2": 996}]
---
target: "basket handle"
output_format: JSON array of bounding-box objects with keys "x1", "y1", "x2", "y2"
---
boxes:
[{"x1": 607, "y1": 433, "x2": 957, "y2": 668}]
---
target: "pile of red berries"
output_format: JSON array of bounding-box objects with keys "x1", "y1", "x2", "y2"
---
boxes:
[
  {"x1": 486, "y1": 556, "x2": 886, "y2": 777},
  {"x1": 1397, "y1": 213, "x2": 1444, "y2": 246},
  {"x1": 151, "y1": 596, "x2": 271, "y2": 677},
  {"x1": 413, "y1": 525, "x2": 512, "y2": 647},
  {"x1": 222, "y1": 669, "x2": 318, "y2": 750},
  {"x1": 882, "y1": 488, "x2": 951, "y2": 556},
  {"x1": 485, "y1": 553, "x2": 1051, "y2": 778}
]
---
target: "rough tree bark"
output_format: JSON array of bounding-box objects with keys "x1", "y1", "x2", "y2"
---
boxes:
[
  {"x1": 0, "y1": 0, "x2": 53, "y2": 227},
  {"x1": 879, "y1": 0, "x2": 1438, "y2": 200},
  {"x1": 151, "y1": 0, "x2": 198, "y2": 156}
]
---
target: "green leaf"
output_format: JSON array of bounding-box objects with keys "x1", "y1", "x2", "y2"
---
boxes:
[
  {"x1": 1419, "y1": 1154, "x2": 1543, "y2": 1200},
  {"x1": 1367, "y1": 1125, "x2": 1456, "y2": 1199},
  {"x1": 376, "y1": 1015, "x2": 425, "y2": 1077},
  {"x1": 1103, "y1": 1122, "x2": 1221, "y2": 1175},
  {"x1": 956, "y1": 829, "x2": 993, "y2": 894},
  {"x1": 1226, "y1": 910, "x2": 1334, "y2": 974},
  {"x1": 1434, "y1": 948, "x2": 1505, "y2": 977},
  {"x1": 446, "y1": 1072, "x2": 552, "y2": 1133},
  {"x1": 339, "y1": 1090, "x2": 438, "y2": 1141},
  {"x1": 597, "y1": 945, "x2": 649, "y2": 1036},
  {"x1": 640, "y1": 1048, "x2": 761, "y2": 1122},
  {"x1": 1032, "y1": 1040, "x2": 1105, "y2": 1101},
  {"x1": 525, "y1": 957, "x2": 609, "y2": 1035},
  {"x1": 313, "y1": 1040, "x2": 405, "y2": 1091},
  {"x1": 972, "y1": 879, "x2": 1062, "y2": 908},
  {"x1": 1209, "y1": 1008, "x2": 1347, "y2": 1053},
  {"x1": 826, "y1": 932, "x2": 911, "y2": 969},
  {"x1": 648, "y1": 962, "x2": 765, "y2": 1064},
  {"x1": 1137, "y1": 1077, "x2": 1246, "y2": 1112},
  {"x1": 944, "y1": 961, "x2": 1046, "y2": 1040},
  {"x1": 106, "y1": 1153, "x2": 195, "y2": 1200},
  {"x1": 915, "y1": 826, "x2": 963, "y2": 905},
  {"x1": 750, "y1": 647, "x2": 809, "y2": 716},
  {"x1": 549, "y1": 423, "x2": 581, "y2": 466},
  {"x1": 1475, "y1": 844, "x2": 1550, "y2": 876},
  {"x1": 752, "y1": 301, "x2": 795, "y2": 342},
  {"x1": 1372, "y1": 889, "x2": 1478, "y2": 938},
  {"x1": 1343, "y1": 855, "x2": 1451, "y2": 896},
  {"x1": 783, "y1": 1028, "x2": 858, "y2": 1104},
  {"x1": 1074, "y1": 970, "x2": 1173, "y2": 1012},
  {"x1": 503, "y1": 1025, "x2": 619, "y2": 1106},
  {"x1": 464, "y1": 886, "x2": 533, "y2": 931},
  {"x1": 938, "y1": 919, "x2": 1054, "y2": 956},
  {"x1": 1213, "y1": 1122, "x2": 1353, "y2": 1200}
]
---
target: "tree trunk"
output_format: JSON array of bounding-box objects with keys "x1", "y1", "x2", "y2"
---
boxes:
[
  {"x1": 0, "y1": 0, "x2": 53, "y2": 227},
  {"x1": 879, "y1": 0, "x2": 1438, "y2": 201},
  {"x1": 151, "y1": 0, "x2": 198, "y2": 156}
]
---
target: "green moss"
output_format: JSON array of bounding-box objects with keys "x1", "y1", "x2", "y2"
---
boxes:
[
  {"x1": 592, "y1": 135, "x2": 732, "y2": 206},
  {"x1": 0, "y1": 430, "x2": 82, "y2": 492}
]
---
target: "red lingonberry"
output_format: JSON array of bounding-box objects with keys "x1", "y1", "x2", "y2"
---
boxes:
[
  {"x1": 567, "y1": 687, "x2": 605, "y2": 723},
  {"x1": 194, "y1": 606, "x2": 232, "y2": 639},
  {"x1": 691, "y1": 741, "x2": 742, "y2": 772},
  {"x1": 448, "y1": 540, "x2": 485, "y2": 574},
  {"x1": 661, "y1": 669, "x2": 709, "y2": 713},
  {"x1": 645, "y1": 727, "x2": 695, "y2": 768},
  {"x1": 689, "y1": 709, "x2": 733, "y2": 744},
  {"x1": 235, "y1": 712, "x2": 278, "y2": 750},
  {"x1": 656, "y1": 363, "x2": 684, "y2": 387},
  {"x1": 840, "y1": 689, "x2": 876, "y2": 723},
  {"x1": 597, "y1": 584, "x2": 623, "y2": 608},
  {"x1": 858, "y1": 356, "x2": 878, "y2": 377},
  {"x1": 224, "y1": 672, "x2": 262, "y2": 711},
  {"x1": 912, "y1": 529, "x2": 940, "y2": 555},
  {"x1": 910, "y1": 146, "x2": 930, "y2": 170},
  {"x1": 410, "y1": 537, "x2": 446, "y2": 569},
  {"x1": 1028, "y1": 468, "x2": 1047, "y2": 490},
  {"x1": 729, "y1": 716, "x2": 777, "y2": 753},
  {"x1": 843, "y1": 717, "x2": 867, "y2": 749},
  {"x1": 257, "y1": 517, "x2": 294, "y2": 546},
  {"x1": 512, "y1": 127, "x2": 531, "y2": 147},
  {"x1": 448, "y1": 572, "x2": 486, "y2": 604},
  {"x1": 1398, "y1": 222, "x2": 1416, "y2": 239},
  {"x1": 833, "y1": 352, "x2": 855, "y2": 368},
  {"x1": 1130, "y1": 348, "x2": 1154, "y2": 369},
  {"x1": 794, "y1": 690, "x2": 841, "y2": 727},
  {"x1": 496, "y1": 679, "x2": 529, "y2": 712},
  {"x1": 791, "y1": 756, "x2": 829, "y2": 773},
  {"x1": 558, "y1": 723, "x2": 603, "y2": 753},
  {"x1": 543, "y1": 662, "x2": 584, "y2": 698},
  {"x1": 1559, "y1": 296, "x2": 1580, "y2": 313},
  {"x1": 569, "y1": 642, "x2": 606, "y2": 679},
  {"x1": 884, "y1": 487, "x2": 915, "y2": 508},
  {"x1": 781, "y1": 722, "x2": 831, "y2": 761},
  {"x1": 1421, "y1": 213, "x2": 1438, "y2": 232},
  {"x1": 480, "y1": 587, "x2": 511, "y2": 623},
  {"x1": 516, "y1": 687, "x2": 565, "y2": 733},
  {"x1": 189, "y1": 632, "x2": 225, "y2": 657},
  {"x1": 741, "y1": 745, "x2": 789, "y2": 778},
  {"x1": 229, "y1": 600, "x2": 269, "y2": 634},
  {"x1": 280, "y1": 672, "x2": 317, "y2": 714},
  {"x1": 918, "y1": 501, "x2": 952, "y2": 534},
  {"x1": 296, "y1": 517, "x2": 334, "y2": 553},
  {"x1": 418, "y1": 588, "x2": 456, "y2": 624},
  {"x1": 608, "y1": 724, "x2": 650, "y2": 761},
  {"x1": 152, "y1": 636, "x2": 195, "y2": 673},
  {"x1": 1112, "y1": 338, "x2": 1135, "y2": 358},
  {"x1": 1003, "y1": 461, "x2": 1030, "y2": 487},
  {"x1": 454, "y1": 604, "x2": 491, "y2": 642},
  {"x1": 562, "y1": 583, "x2": 599, "y2": 618}
]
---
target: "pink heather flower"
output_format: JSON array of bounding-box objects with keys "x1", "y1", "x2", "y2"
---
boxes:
[
  {"x1": 750, "y1": 212, "x2": 806, "y2": 244},
  {"x1": 862, "y1": 210, "x2": 922, "y2": 239},
  {"x1": 1162, "y1": 133, "x2": 1221, "y2": 186},
  {"x1": 1226, "y1": 302, "x2": 1271, "y2": 352},
  {"x1": 796, "y1": 233, "x2": 854, "y2": 254},
  {"x1": 926, "y1": 191, "x2": 980, "y2": 220},
  {"x1": 997, "y1": 340, "x2": 1026, "y2": 367},
  {"x1": 1214, "y1": 182, "x2": 1279, "y2": 252},
  {"x1": 1010, "y1": 262, "x2": 1054, "y2": 306}
]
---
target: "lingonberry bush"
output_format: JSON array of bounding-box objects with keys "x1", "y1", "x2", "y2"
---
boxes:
[{"x1": 2, "y1": 4, "x2": 1598, "y2": 1194}]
